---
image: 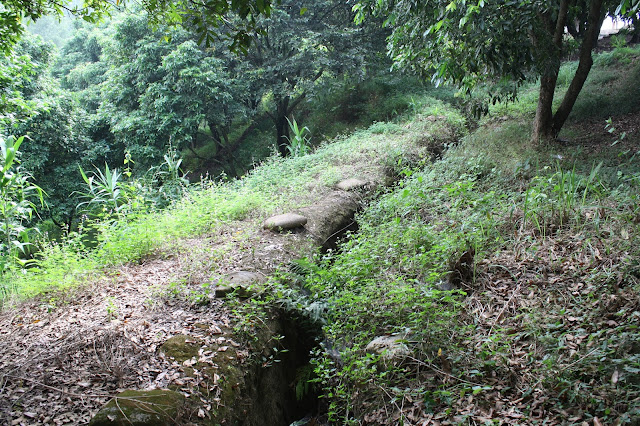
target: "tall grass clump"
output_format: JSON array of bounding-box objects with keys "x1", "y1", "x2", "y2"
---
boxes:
[
  {"x1": 0, "y1": 136, "x2": 45, "y2": 303},
  {"x1": 521, "y1": 161, "x2": 607, "y2": 235}
]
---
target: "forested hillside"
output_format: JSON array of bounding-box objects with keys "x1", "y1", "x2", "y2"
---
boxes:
[
  {"x1": 0, "y1": 0, "x2": 639, "y2": 424},
  {"x1": 2, "y1": 2, "x2": 416, "y2": 237}
]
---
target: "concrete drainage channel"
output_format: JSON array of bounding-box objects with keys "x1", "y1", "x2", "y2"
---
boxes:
[{"x1": 89, "y1": 178, "x2": 373, "y2": 425}]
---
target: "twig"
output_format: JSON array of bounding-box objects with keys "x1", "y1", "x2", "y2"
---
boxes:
[
  {"x1": 527, "y1": 346, "x2": 601, "y2": 392},
  {"x1": 377, "y1": 384, "x2": 401, "y2": 418},
  {"x1": 114, "y1": 398, "x2": 134, "y2": 425},
  {"x1": 557, "y1": 346, "x2": 600, "y2": 372},
  {"x1": 406, "y1": 356, "x2": 485, "y2": 388},
  {"x1": 486, "y1": 264, "x2": 521, "y2": 337}
]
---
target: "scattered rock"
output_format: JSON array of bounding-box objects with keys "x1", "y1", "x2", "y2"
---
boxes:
[
  {"x1": 214, "y1": 271, "x2": 264, "y2": 298},
  {"x1": 336, "y1": 178, "x2": 367, "y2": 191},
  {"x1": 263, "y1": 213, "x2": 308, "y2": 232},
  {"x1": 160, "y1": 334, "x2": 202, "y2": 362},
  {"x1": 365, "y1": 333, "x2": 411, "y2": 365},
  {"x1": 89, "y1": 389, "x2": 186, "y2": 426}
]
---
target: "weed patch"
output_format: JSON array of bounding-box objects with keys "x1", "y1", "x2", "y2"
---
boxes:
[{"x1": 294, "y1": 51, "x2": 640, "y2": 423}]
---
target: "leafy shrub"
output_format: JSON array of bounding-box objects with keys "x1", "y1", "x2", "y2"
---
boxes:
[{"x1": 0, "y1": 136, "x2": 44, "y2": 276}]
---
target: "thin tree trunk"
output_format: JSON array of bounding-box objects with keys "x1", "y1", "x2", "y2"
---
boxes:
[
  {"x1": 272, "y1": 70, "x2": 322, "y2": 156},
  {"x1": 551, "y1": 0, "x2": 604, "y2": 136},
  {"x1": 531, "y1": 0, "x2": 569, "y2": 142},
  {"x1": 275, "y1": 97, "x2": 291, "y2": 157}
]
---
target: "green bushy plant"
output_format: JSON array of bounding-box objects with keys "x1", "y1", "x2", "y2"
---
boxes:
[
  {"x1": 610, "y1": 34, "x2": 627, "y2": 49},
  {"x1": 78, "y1": 163, "x2": 129, "y2": 217},
  {"x1": 284, "y1": 117, "x2": 311, "y2": 157},
  {"x1": 148, "y1": 146, "x2": 190, "y2": 208},
  {"x1": 0, "y1": 136, "x2": 44, "y2": 278}
]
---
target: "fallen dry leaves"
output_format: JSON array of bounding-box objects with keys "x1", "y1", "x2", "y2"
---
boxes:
[
  {"x1": 0, "y1": 247, "x2": 239, "y2": 425},
  {"x1": 355, "y1": 226, "x2": 640, "y2": 425}
]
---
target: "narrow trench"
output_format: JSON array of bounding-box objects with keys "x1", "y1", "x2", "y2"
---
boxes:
[
  {"x1": 321, "y1": 220, "x2": 360, "y2": 253},
  {"x1": 255, "y1": 214, "x2": 362, "y2": 425},
  {"x1": 243, "y1": 158, "x2": 453, "y2": 424},
  {"x1": 253, "y1": 173, "x2": 413, "y2": 424}
]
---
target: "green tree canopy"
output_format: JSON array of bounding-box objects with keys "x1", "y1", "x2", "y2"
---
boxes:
[
  {"x1": 0, "y1": 33, "x2": 108, "y2": 229},
  {"x1": 0, "y1": 0, "x2": 275, "y2": 55},
  {"x1": 356, "y1": 0, "x2": 639, "y2": 141},
  {"x1": 96, "y1": 14, "x2": 243, "y2": 170},
  {"x1": 243, "y1": 0, "x2": 375, "y2": 155}
]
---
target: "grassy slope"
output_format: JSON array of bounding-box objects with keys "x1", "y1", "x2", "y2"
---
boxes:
[
  {"x1": 1, "y1": 45, "x2": 639, "y2": 425},
  {"x1": 296, "y1": 46, "x2": 640, "y2": 424},
  {"x1": 1, "y1": 94, "x2": 461, "y2": 302}
]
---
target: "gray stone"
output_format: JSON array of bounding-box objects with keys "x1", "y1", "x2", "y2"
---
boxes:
[
  {"x1": 263, "y1": 213, "x2": 308, "y2": 231},
  {"x1": 89, "y1": 389, "x2": 186, "y2": 426},
  {"x1": 336, "y1": 178, "x2": 368, "y2": 191},
  {"x1": 225, "y1": 271, "x2": 263, "y2": 285},
  {"x1": 365, "y1": 334, "x2": 411, "y2": 365},
  {"x1": 214, "y1": 271, "x2": 264, "y2": 298},
  {"x1": 437, "y1": 278, "x2": 456, "y2": 291}
]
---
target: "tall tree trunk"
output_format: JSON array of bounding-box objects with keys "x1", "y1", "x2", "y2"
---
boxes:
[
  {"x1": 631, "y1": 16, "x2": 640, "y2": 44},
  {"x1": 531, "y1": 0, "x2": 569, "y2": 142},
  {"x1": 272, "y1": 70, "x2": 321, "y2": 156},
  {"x1": 273, "y1": 92, "x2": 308, "y2": 156},
  {"x1": 551, "y1": 0, "x2": 604, "y2": 136},
  {"x1": 275, "y1": 96, "x2": 290, "y2": 157}
]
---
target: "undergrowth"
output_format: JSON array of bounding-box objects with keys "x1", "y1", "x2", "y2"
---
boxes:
[
  {"x1": 0, "y1": 93, "x2": 454, "y2": 305},
  {"x1": 273, "y1": 46, "x2": 640, "y2": 424},
  {"x1": 301, "y1": 145, "x2": 639, "y2": 423},
  {"x1": 1, "y1": 41, "x2": 639, "y2": 426}
]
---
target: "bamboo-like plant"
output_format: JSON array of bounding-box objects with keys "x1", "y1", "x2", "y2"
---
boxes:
[
  {"x1": 78, "y1": 163, "x2": 126, "y2": 215},
  {"x1": 0, "y1": 135, "x2": 44, "y2": 279},
  {"x1": 284, "y1": 117, "x2": 311, "y2": 157}
]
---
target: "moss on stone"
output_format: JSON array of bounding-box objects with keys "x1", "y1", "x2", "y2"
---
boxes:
[
  {"x1": 89, "y1": 389, "x2": 186, "y2": 426},
  {"x1": 160, "y1": 334, "x2": 202, "y2": 363}
]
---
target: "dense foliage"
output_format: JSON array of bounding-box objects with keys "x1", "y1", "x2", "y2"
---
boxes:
[
  {"x1": 0, "y1": 0, "x2": 397, "y2": 243},
  {"x1": 0, "y1": 0, "x2": 275, "y2": 54},
  {"x1": 355, "y1": 0, "x2": 640, "y2": 140}
]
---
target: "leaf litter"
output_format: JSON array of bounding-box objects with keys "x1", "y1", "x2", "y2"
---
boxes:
[
  {"x1": 355, "y1": 227, "x2": 640, "y2": 425},
  {"x1": 0, "y1": 239, "x2": 245, "y2": 425}
]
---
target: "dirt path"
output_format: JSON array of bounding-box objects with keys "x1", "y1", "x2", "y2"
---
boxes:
[{"x1": 0, "y1": 253, "x2": 233, "y2": 424}]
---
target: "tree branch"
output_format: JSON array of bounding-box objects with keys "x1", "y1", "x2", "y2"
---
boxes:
[
  {"x1": 552, "y1": 0, "x2": 604, "y2": 135},
  {"x1": 553, "y1": 0, "x2": 570, "y2": 48}
]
